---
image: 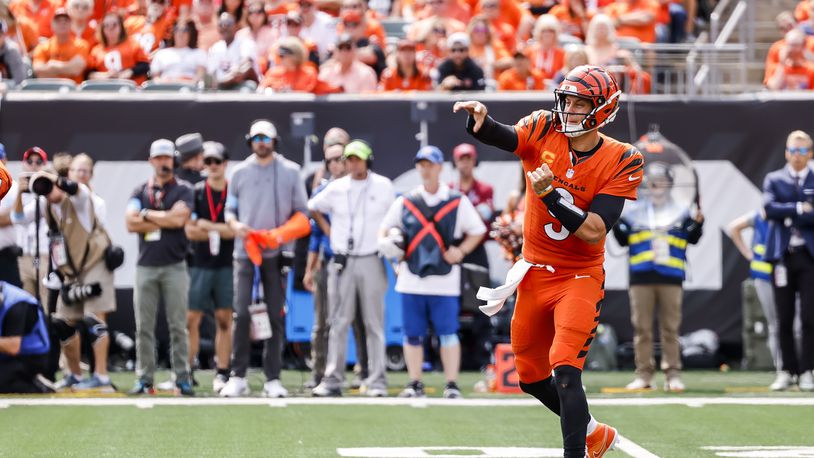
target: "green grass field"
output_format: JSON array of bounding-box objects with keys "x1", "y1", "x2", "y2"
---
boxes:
[{"x1": 2, "y1": 370, "x2": 813, "y2": 457}]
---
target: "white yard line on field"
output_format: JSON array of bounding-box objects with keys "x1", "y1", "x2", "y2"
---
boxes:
[{"x1": 1, "y1": 396, "x2": 813, "y2": 408}]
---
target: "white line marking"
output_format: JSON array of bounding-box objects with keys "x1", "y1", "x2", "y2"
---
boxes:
[
  {"x1": 703, "y1": 446, "x2": 814, "y2": 457},
  {"x1": 616, "y1": 435, "x2": 661, "y2": 458},
  {"x1": 0, "y1": 396, "x2": 812, "y2": 407},
  {"x1": 337, "y1": 447, "x2": 565, "y2": 457}
]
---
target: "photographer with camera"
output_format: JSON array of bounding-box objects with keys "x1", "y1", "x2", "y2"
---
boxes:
[
  {"x1": 219, "y1": 119, "x2": 310, "y2": 398},
  {"x1": 0, "y1": 281, "x2": 52, "y2": 393},
  {"x1": 12, "y1": 168, "x2": 116, "y2": 392},
  {"x1": 125, "y1": 139, "x2": 195, "y2": 396},
  {"x1": 13, "y1": 147, "x2": 51, "y2": 303},
  {"x1": 307, "y1": 140, "x2": 394, "y2": 398},
  {"x1": 0, "y1": 145, "x2": 22, "y2": 286}
]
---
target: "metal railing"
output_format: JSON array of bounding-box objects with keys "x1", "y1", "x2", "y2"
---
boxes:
[{"x1": 687, "y1": 0, "x2": 751, "y2": 95}]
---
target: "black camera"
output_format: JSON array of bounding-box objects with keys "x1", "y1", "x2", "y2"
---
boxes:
[
  {"x1": 333, "y1": 253, "x2": 348, "y2": 272},
  {"x1": 29, "y1": 171, "x2": 55, "y2": 196},
  {"x1": 61, "y1": 282, "x2": 102, "y2": 306}
]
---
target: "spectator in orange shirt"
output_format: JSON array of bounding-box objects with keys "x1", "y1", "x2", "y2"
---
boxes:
[
  {"x1": 467, "y1": 14, "x2": 511, "y2": 81},
  {"x1": 0, "y1": 3, "x2": 39, "y2": 53},
  {"x1": 417, "y1": 0, "x2": 471, "y2": 24},
  {"x1": 654, "y1": 0, "x2": 690, "y2": 43},
  {"x1": 258, "y1": 35, "x2": 319, "y2": 92},
  {"x1": 91, "y1": 0, "x2": 137, "y2": 23},
  {"x1": 31, "y1": 8, "x2": 89, "y2": 83},
  {"x1": 766, "y1": 12, "x2": 814, "y2": 71},
  {"x1": 87, "y1": 12, "x2": 151, "y2": 83},
  {"x1": 10, "y1": 0, "x2": 60, "y2": 38},
  {"x1": 318, "y1": 33, "x2": 377, "y2": 92},
  {"x1": 415, "y1": 18, "x2": 448, "y2": 73},
  {"x1": 766, "y1": 29, "x2": 814, "y2": 91},
  {"x1": 125, "y1": 0, "x2": 179, "y2": 54},
  {"x1": 551, "y1": 44, "x2": 588, "y2": 86},
  {"x1": 194, "y1": 0, "x2": 221, "y2": 51},
  {"x1": 795, "y1": 0, "x2": 811, "y2": 22},
  {"x1": 237, "y1": 0, "x2": 277, "y2": 61},
  {"x1": 522, "y1": 14, "x2": 564, "y2": 80},
  {"x1": 380, "y1": 39, "x2": 432, "y2": 91},
  {"x1": 548, "y1": 0, "x2": 594, "y2": 40},
  {"x1": 67, "y1": 0, "x2": 97, "y2": 48},
  {"x1": 497, "y1": 51, "x2": 544, "y2": 90},
  {"x1": 337, "y1": 0, "x2": 385, "y2": 47},
  {"x1": 605, "y1": 0, "x2": 658, "y2": 44},
  {"x1": 408, "y1": 0, "x2": 466, "y2": 41},
  {"x1": 478, "y1": 0, "x2": 516, "y2": 53}
]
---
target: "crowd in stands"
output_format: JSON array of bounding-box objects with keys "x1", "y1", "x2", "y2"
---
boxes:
[
  {"x1": 0, "y1": 0, "x2": 711, "y2": 93},
  {"x1": 764, "y1": 3, "x2": 814, "y2": 91}
]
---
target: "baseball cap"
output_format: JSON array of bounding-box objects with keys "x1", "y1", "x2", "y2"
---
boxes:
[
  {"x1": 175, "y1": 132, "x2": 204, "y2": 160},
  {"x1": 343, "y1": 140, "x2": 373, "y2": 161},
  {"x1": 447, "y1": 32, "x2": 470, "y2": 49},
  {"x1": 414, "y1": 145, "x2": 444, "y2": 164},
  {"x1": 53, "y1": 7, "x2": 69, "y2": 19},
  {"x1": 249, "y1": 120, "x2": 277, "y2": 139},
  {"x1": 149, "y1": 139, "x2": 175, "y2": 158},
  {"x1": 203, "y1": 141, "x2": 227, "y2": 160},
  {"x1": 0, "y1": 143, "x2": 6, "y2": 161},
  {"x1": 23, "y1": 146, "x2": 48, "y2": 162},
  {"x1": 453, "y1": 143, "x2": 477, "y2": 160}
]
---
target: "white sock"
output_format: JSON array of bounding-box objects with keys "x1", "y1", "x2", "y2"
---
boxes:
[
  {"x1": 586, "y1": 416, "x2": 599, "y2": 435},
  {"x1": 95, "y1": 374, "x2": 110, "y2": 384}
]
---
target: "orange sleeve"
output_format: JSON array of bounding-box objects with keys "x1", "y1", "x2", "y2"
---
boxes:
[
  {"x1": 795, "y1": 0, "x2": 809, "y2": 21},
  {"x1": 21, "y1": 19, "x2": 40, "y2": 52},
  {"x1": 497, "y1": 71, "x2": 513, "y2": 90},
  {"x1": 32, "y1": 42, "x2": 49, "y2": 64},
  {"x1": 513, "y1": 109, "x2": 555, "y2": 159},
  {"x1": 598, "y1": 146, "x2": 644, "y2": 199},
  {"x1": 76, "y1": 40, "x2": 91, "y2": 60},
  {"x1": 295, "y1": 67, "x2": 318, "y2": 93},
  {"x1": 380, "y1": 68, "x2": 396, "y2": 91},
  {"x1": 87, "y1": 45, "x2": 102, "y2": 71}
]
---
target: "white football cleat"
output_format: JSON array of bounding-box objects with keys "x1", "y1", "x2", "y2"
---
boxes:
[
  {"x1": 664, "y1": 376, "x2": 685, "y2": 393},
  {"x1": 263, "y1": 379, "x2": 288, "y2": 398},
  {"x1": 625, "y1": 378, "x2": 653, "y2": 390},
  {"x1": 219, "y1": 376, "x2": 249, "y2": 397},
  {"x1": 769, "y1": 371, "x2": 795, "y2": 391},
  {"x1": 798, "y1": 371, "x2": 814, "y2": 391}
]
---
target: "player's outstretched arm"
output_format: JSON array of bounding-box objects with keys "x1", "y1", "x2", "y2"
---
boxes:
[
  {"x1": 453, "y1": 101, "x2": 518, "y2": 153},
  {"x1": 528, "y1": 166, "x2": 625, "y2": 245}
]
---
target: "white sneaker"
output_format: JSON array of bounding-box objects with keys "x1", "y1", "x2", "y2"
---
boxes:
[
  {"x1": 212, "y1": 374, "x2": 229, "y2": 394},
  {"x1": 155, "y1": 380, "x2": 176, "y2": 392},
  {"x1": 799, "y1": 371, "x2": 814, "y2": 391},
  {"x1": 625, "y1": 378, "x2": 653, "y2": 390},
  {"x1": 769, "y1": 371, "x2": 795, "y2": 391},
  {"x1": 219, "y1": 376, "x2": 249, "y2": 397},
  {"x1": 263, "y1": 379, "x2": 288, "y2": 398},
  {"x1": 365, "y1": 387, "x2": 388, "y2": 397},
  {"x1": 664, "y1": 376, "x2": 685, "y2": 393}
]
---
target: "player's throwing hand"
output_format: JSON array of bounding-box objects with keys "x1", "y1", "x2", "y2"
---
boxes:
[
  {"x1": 527, "y1": 165, "x2": 554, "y2": 196},
  {"x1": 452, "y1": 101, "x2": 488, "y2": 133}
]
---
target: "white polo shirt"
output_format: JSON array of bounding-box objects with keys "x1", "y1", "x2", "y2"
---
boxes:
[
  {"x1": 308, "y1": 172, "x2": 395, "y2": 256},
  {"x1": 380, "y1": 183, "x2": 486, "y2": 296}
]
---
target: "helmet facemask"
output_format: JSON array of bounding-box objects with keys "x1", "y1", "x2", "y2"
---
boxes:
[{"x1": 552, "y1": 87, "x2": 622, "y2": 138}]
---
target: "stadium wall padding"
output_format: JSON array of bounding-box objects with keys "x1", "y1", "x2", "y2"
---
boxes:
[{"x1": 2, "y1": 93, "x2": 810, "y2": 354}]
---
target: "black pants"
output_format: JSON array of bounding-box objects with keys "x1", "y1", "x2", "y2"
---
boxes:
[
  {"x1": 0, "y1": 246, "x2": 22, "y2": 287},
  {"x1": 773, "y1": 248, "x2": 814, "y2": 375},
  {"x1": 0, "y1": 354, "x2": 49, "y2": 393}
]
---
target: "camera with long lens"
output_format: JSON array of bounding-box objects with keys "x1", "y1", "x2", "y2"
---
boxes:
[
  {"x1": 29, "y1": 171, "x2": 55, "y2": 196},
  {"x1": 61, "y1": 282, "x2": 102, "y2": 306}
]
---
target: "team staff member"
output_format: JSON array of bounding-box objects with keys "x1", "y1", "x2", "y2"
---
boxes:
[
  {"x1": 308, "y1": 141, "x2": 395, "y2": 398},
  {"x1": 454, "y1": 65, "x2": 643, "y2": 457},
  {"x1": 125, "y1": 139, "x2": 195, "y2": 396},
  {"x1": 0, "y1": 281, "x2": 50, "y2": 393},
  {"x1": 379, "y1": 146, "x2": 485, "y2": 399},
  {"x1": 763, "y1": 130, "x2": 814, "y2": 392},
  {"x1": 219, "y1": 120, "x2": 310, "y2": 398},
  {"x1": 184, "y1": 142, "x2": 234, "y2": 394},
  {"x1": 175, "y1": 133, "x2": 206, "y2": 185}
]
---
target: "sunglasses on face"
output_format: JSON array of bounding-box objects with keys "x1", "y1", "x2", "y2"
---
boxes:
[
  {"x1": 174, "y1": 26, "x2": 190, "y2": 33},
  {"x1": 337, "y1": 43, "x2": 353, "y2": 51},
  {"x1": 249, "y1": 8, "x2": 265, "y2": 14},
  {"x1": 450, "y1": 47, "x2": 468, "y2": 53},
  {"x1": 72, "y1": 3, "x2": 91, "y2": 9},
  {"x1": 432, "y1": 27, "x2": 446, "y2": 35},
  {"x1": 278, "y1": 47, "x2": 294, "y2": 56},
  {"x1": 26, "y1": 158, "x2": 44, "y2": 165},
  {"x1": 343, "y1": 3, "x2": 362, "y2": 8},
  {"x1": 788, "y1": 146, "x2": 812, "y2": 155},
  {"x1": 204, "y1": 158, "x2": 223, "y2": 165},
  {"x1": 252, "y1": 135, "x2": 272, "y2": 144},
  {"x1": 482, "y1": 3, "x2": 498, "y2": 8}
]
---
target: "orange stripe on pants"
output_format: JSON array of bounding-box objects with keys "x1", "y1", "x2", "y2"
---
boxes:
[{"x1": 510, "y1": 264, "x2": 605, "y2": 383}]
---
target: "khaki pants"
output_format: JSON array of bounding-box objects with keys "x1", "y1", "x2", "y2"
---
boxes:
[
  {"x1": 629, "y1": 284, "x2": 683, "y2": 381},
  {"x1": 18, "y1": 255, "x2": 49, "y2": 306}
]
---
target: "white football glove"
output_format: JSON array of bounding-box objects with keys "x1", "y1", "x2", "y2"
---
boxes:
[{"x1": 378, "y1": 235, "x2": 405, "y2": 260}]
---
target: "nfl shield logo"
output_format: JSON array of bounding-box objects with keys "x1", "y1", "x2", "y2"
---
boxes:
[{"x1": 566, "y1": 168, "x2": 575, "y2": 179}]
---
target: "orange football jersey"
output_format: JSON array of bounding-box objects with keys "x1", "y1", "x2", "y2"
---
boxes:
[{"x1": 513, "y1": 110, "x2": 644, "y2": 269}]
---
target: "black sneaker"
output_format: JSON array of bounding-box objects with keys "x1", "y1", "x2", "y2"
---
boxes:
[
  {"x1": 176, "y1": 380, "x2": 195, "y2": 397},
  {"x1": 398, "y1": 380, "x2": 425, "y2": 398},
  {"x1": 443, "y1": 381, "x2": 462, "y2": 399}
]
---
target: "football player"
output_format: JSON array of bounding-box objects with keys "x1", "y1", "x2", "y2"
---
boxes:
[{"x1": 454, "y1": 65, "x2": 644, "y2": 458}]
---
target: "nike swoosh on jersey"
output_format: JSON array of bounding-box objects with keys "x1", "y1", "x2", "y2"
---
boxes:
[{"x1": 628, "y1": 175, "x2": 640, "y2": 181}]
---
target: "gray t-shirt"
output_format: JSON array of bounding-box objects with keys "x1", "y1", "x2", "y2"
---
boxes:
[
  {"x1": 226, "y1": 153, "x2": 308, "y2": 260},
  {"x1": 128, "y1": 178, "x2": 195, "y2": 267}
]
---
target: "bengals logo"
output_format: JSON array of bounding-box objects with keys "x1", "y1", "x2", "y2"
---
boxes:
[{"x1": 541, "y1": 150, "x2": 556, "y2": 165}]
